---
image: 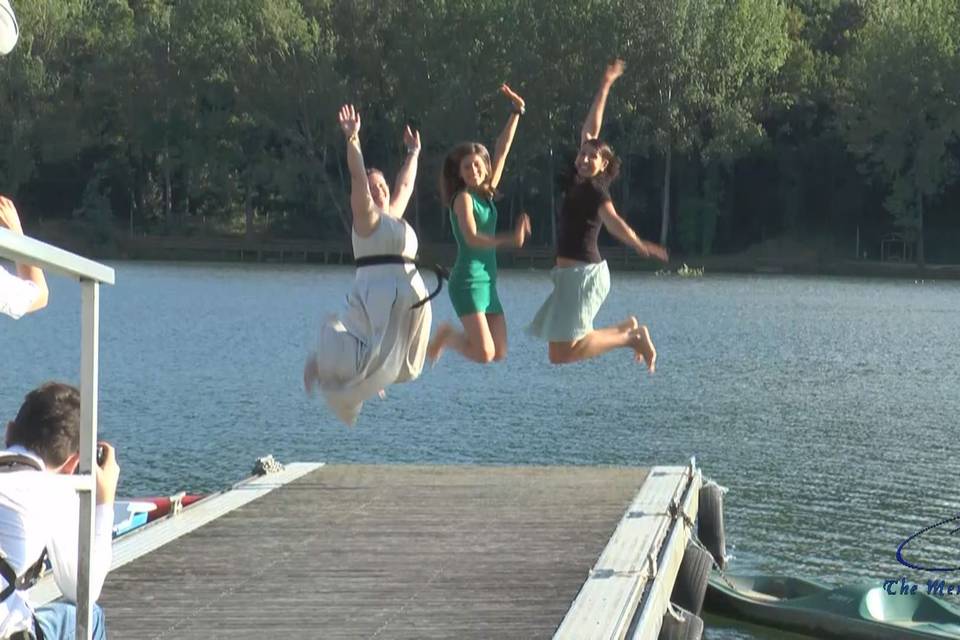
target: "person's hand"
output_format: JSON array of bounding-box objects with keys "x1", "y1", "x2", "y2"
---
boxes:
[
  {"x1": 604, "y1": 59, "x2": 626, "y2": 85},
  {"x1": 95, "y1": 442, "x2": 120, "y2": 506},
  {"x1": 640, "y1": 240, "x2": 669, "y2": 263},
  {"x1": 0, "y1": 196, "x2": 24, "y2": 234},
  {"x1": 501, "y1": 83, "x2": 526, "y2": 113},
  {"x1": 514, "y1": 212, "x2": 532, "y2": 248},
  {"x1": 403, "y1": 125, "x2": 421, "y2": 155},
  {"x1": 338, "y1": 104, "x2": 361, "y2": 139}
]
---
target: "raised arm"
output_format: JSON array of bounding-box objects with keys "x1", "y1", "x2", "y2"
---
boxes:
[
  {"x1": 389, "y1": 125, "x2": 421, "y2": 217},
  {"x1": 0, "y1": 197, "x2": 48, "y2": 313},
  {"x1": 49, "y1": 442, "x2": 119, "y2": 604},
  {"x1": 453, "y1": 191, "x2": 531, "y2": 250},
  {"x1": 599, "y1": 201, "x2": 669, "y2": 262},
  {"x1": 338, "y1": 104, "x2": 379, "y2": 237},
  {"x1": 581, "y1": 59, "x2": 625, "y2": 146},
  {"x1": 489, "y1": 84, "x2": 525, "y2": 190}
]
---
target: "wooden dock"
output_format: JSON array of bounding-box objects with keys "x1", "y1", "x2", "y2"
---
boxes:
[{"x1": 30, "y1": 462, "x2": 701, "y2": 639}]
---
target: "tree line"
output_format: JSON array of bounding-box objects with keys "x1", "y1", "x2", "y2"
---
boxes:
[{"x1": 1, "y1": 0, "x2": 959, "y2": 265}]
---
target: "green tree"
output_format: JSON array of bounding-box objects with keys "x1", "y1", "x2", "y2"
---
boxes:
[
  {"x1": 617, "y1": 0, "x2": 789, "y2": 252},
  {"x1": 840, "y1": 0, "x2": 960, "y2": 266}
]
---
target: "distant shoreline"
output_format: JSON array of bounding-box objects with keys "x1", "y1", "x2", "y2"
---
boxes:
[{"x1": 25, "y1": 226, "x2": 960, "y2": 281}]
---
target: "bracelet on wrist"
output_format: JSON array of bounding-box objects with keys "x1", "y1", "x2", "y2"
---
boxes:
[
  {"x1": 347, "y1": 133, "x2": 359, "y2": 144},
  {"x1": 513, "y1": 105, "x2": 526, "y2": 116},
  {"x1": 406, "y1": 147, "x2": 419, "y2": 156}
]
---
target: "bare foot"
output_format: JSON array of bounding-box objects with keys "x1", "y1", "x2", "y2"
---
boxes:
[
  {"x1": 303, "y1": 354, "x2": 319, "y2": 394},
  {"x1": 618, "y1": 316, "x2": 639, "y2": 333},
  {"x1": 630, "y1": 325, "x2": 657, "y2": 373},
  {"x1": 427, "y1": 323, "x2": 455, "y2": 364}
]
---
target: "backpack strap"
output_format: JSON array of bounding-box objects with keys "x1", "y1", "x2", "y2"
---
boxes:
[
  {"x1": 0, "y1": 453, "x2": 47, "y2": 604},
  {"x1": 0, "y1": 455, "x2": 41, "y2": 473}
]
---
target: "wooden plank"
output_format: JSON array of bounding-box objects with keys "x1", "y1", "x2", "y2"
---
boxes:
[
  {"x1": 553, "y1": 466, "x2": 691, "y2": 640},
  {"x1": 28, "y1": 463, "x2": 322, "y2": 606},
  {"x1": 94, "y1": 464, "x2": 649, "y2": 640}
]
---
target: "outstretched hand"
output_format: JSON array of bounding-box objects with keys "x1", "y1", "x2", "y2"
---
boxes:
[
  {"x1": 514, "y1": 212, "x2": 532, "y2": 248},
  {"x1": 641, "y1": 240, "x2": 669, "y2": 263},
  {"x1": 403, "y1": 125, "x2": 421, "y2": 154},
  {"x1": 0, "y1": 196, "x2": 23, "y2": 234},
  {"x1": 338, "y1": 104, "x2": 361, "y2": 139},
  {"x1": 604, "y1": 59, "x2": 626, "y2": 85},
  {"x1": 501, "y1": 83, "x2": 526, "y2": 112}
]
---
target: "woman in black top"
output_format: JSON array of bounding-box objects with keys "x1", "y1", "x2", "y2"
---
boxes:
[{"x1": 527, "y1": 59, "x2": 668, "y2": 371}]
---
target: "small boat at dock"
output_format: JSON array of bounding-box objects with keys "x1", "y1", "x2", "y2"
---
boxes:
[
  {"x1": 112, "y1": 493, "x2": 205, "y2": 537},
  {"x1": 706, "y1": 572, "x2": 960, "y2": 640}
]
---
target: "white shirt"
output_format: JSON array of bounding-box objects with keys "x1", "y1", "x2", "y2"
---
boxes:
[
  {"x1": 0, "y1": 447, "x2": 113, "y2": 636},
  {"x1": 0, "y1": 0, "x2": 17, "y2": 55},
  {"x1": 0, "y1": 266, "x2": 40, "y2": 320}
]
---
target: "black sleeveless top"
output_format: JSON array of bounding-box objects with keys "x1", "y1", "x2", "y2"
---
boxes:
[{"x1": 556, "y1": 177, "x2": 611, "y2": 263}]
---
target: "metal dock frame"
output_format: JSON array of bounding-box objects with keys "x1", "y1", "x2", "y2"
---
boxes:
[{"x1": 1, "y1": 228, "x2": 116, "y2": 640}]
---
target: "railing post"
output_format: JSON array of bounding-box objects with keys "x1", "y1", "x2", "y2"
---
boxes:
[
  {"x1": 76, "y1": 279, "x2": 100, "y2": 640},
  {"x1": 2, "y1": 228, "x2": 114, "y2": 640}
]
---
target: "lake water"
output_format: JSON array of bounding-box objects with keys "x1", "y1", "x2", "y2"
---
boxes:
[{"x1": 2, "y1": 261, "x2": 958, "y2": 639}]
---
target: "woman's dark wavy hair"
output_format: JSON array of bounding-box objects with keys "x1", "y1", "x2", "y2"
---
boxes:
[
  {"x1": 560, "y1": 138, "x2": 622, "y2": 193},
  {"x1": 440, "y1": 142, "x2": 496, "y2": 205},
  {"x1": 582, "y1": 138, "x2": 621, "y2": 186}
]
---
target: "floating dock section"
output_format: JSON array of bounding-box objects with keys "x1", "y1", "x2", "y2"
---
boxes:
[{"x1": 30, "y1": 461, "x2": 702, "y2": 639}]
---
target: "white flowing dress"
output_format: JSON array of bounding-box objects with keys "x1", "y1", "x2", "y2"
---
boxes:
[{"x1": 310, "y1": 213, "x2": 432, "y2": 425}]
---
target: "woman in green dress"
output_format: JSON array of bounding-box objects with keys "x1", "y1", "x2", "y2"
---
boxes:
[{"x1": 427, "y1": 84, "x2": 531, "y2": 364}]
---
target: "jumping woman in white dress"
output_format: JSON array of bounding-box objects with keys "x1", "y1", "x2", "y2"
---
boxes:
[{"x1": 303, "y1": 104, "x2": 434, "y2": 425}]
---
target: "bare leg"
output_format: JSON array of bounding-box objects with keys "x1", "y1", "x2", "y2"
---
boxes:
[
  {"x1": 487, "y1": 313, "x2": 508, "y2": 362},
  {"x1": 428, "y1": 313, "x2": 497, "y2": 364},
  {"x1": 548, "y1": 316, "x2": 655, "y2": 373},
  {"x1": 549, "y1": 329, "x2": 631, "y2": 364},
  {"x1": 427, "y1": 323, "x2": 455, "y2": 363}
]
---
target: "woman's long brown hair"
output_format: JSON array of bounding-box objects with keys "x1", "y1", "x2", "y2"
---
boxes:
[{"x1": 440, "y1": 142, "x2": 496, "y2": 205}]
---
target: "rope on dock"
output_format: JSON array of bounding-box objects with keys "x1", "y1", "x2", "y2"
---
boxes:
[{"x1": 251, "y1": 455, "x2": 285, "y2": 476}]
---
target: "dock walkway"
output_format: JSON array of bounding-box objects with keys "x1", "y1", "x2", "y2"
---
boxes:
[{"x1": 32, "y1": 463, "x2": 703, "y2": 639}]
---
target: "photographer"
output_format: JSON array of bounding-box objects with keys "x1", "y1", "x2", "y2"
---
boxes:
[
  {"x1": 0, "y1": 383, "x2": 118, "y2": 640},
  {"x1": 0, "y1": 198, "x2": 49, "y2": 319}
]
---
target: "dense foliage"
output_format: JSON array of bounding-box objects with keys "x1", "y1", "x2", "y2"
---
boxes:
[{"x1": 2, "y1": 0, "x2": 959, "y2": 263}]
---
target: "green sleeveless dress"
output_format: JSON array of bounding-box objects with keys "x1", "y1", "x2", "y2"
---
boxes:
[{"x1": 448, "y1": 191, "x2": 504, "y2": 316}]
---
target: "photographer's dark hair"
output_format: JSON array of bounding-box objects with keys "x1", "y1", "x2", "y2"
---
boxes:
[{"x1": 6, "y1": 382, "x2": 80, "y2": 467}]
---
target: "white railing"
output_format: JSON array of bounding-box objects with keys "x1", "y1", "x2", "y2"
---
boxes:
[{"x1": 1, "y1": 227, "x2": 115, "y2": 640}]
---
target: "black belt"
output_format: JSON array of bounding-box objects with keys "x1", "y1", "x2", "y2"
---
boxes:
[{"x1": 354, "y1": 255, "x2": 449, "y2": 309}]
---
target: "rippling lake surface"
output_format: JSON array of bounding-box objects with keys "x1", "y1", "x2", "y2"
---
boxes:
[{"x1": 2, "y1": 261, "x2": 957, "y2": 639}]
